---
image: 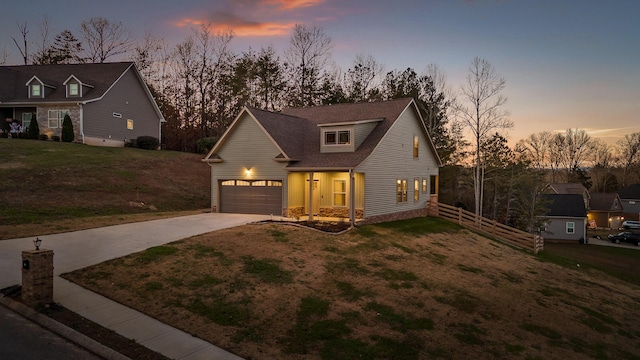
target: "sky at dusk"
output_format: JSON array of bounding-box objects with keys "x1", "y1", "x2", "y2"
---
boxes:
[{"x1": 1, "y1": 0, "x2": 638, "y2": 145}]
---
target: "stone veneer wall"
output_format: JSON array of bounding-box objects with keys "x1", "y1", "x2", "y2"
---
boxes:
[
  {"x1": 358, "y1": 207, "x2": 429, "y2": 225},
  {"x1": 21, "y1": 249, "x2": 54, "y2": 307},
  {"x1": 37, "y1": 105, "x2": 81, "y2": 141},
  {"x1": 286, "y1": 207, "x2": 364, "y2": 219}
]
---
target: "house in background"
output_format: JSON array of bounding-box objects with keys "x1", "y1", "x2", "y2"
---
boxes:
[
  {"x1": 543, "y1": 183, "x2": 590, "y2": 210},
  {"x1": 588, "y1": 193, "x2": 624, "y2": 229},
  {"x1": 203, "y1": 98, "x2": 442, "y2": 225},
  {"x1": 0, "y1": 62, "x2": 164, "y2": 146},
  {"x1": 618, "y1": 184, "x2": 640, "y2": 221},
  {"x1": 539, "y1": 194, "x2": 588, "y2": 242}
]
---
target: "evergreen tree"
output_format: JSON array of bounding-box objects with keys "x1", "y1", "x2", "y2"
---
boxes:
[
  {"x1": 61, "y1": 114, "x2": 74, "y2": 142},
  {"x1": 27, "y1": 113, "x2": 40, "y2": 139}
]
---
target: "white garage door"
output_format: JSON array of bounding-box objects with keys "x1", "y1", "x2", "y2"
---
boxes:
[{"x1": 219, "y1": 180, "x2": 283, "y2": 215}]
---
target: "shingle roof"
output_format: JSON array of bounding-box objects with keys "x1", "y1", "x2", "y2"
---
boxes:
[
  {"x1": 0, "y1": 62, "x2": 133, "y2": 103},
  {"x1": 540, "y1": 194, "x2": 587, "y2": 218},
  {"x1": 276, "y1": 98, "x2": 417, "y2": 169},
  {"x1": 589, "y1": 193, "x2": 622, "y2": 212},
  {"x1": 618, "y1": 184, "x2": 640, "y2": 200},
  {"x1": 547, "y1": 183, "x2": 589, "y2": 196}
]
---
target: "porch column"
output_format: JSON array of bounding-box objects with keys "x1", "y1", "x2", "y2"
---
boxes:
[
  {"x1": 349, "y1": 170, "x2": 355, "y2": 227},
  {"x1": 308, "y1": 172, "x2": 314, "y2": 221}
]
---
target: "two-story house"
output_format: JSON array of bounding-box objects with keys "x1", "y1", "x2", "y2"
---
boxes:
[{"x1": 203, "y1": 98, "x2": 442, "y2": 225}]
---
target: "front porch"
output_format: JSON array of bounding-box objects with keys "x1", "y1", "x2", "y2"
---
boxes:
[{"x1": 285, "y1": 171, "x2": 365, "y2": 223}]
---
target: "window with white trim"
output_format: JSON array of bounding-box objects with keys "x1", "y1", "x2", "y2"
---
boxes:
[
  {"x1": 396, "y1": 179, "x2": 408, "y2": 203},
  {"x1": 48, "y1": 109, "x2": 69, "y2": 128},
  {"x1": 127, "y1": 119, "x2": 134, "y2": 130},
  {"x1": 324, "y1": 130, "x2": 351, "y2": 145},
  {"x1": 413, "y1": 135, "x2": 419, "y2": 158},
  {"x1": 422, "y1": 178, "x2": 428, "y2": 193},
  {"x1": 69, "y1": 83, "x2": 79, "y2": 96},
  {"x1": 414, "y1": 178, "x2": 420, "y2": 201},
  {"x1": 22, "y1": 113, "x2": 32, "y2": 132},
  {"x1": 566, "y1": 222, "x2": 575, "y2": 234},
  {"x1": 333, "y1": 180, "x2": 347, "y2": 206},
  {"x1": 31, "y1": 84, "x2": 41, "y2": 97}
]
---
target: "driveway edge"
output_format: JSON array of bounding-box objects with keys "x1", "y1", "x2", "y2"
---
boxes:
[{"x1": 0, "y1": 293, "x2": 130, "y2": 360}]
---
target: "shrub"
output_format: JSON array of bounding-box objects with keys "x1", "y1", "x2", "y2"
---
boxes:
[
  {"x1": 27, "y1": 113, "x2": 40, "y2": 139},
  {"x1": 196, "y1": 137, "x2": 218, "y2": 154},
  {"x1": 136, "y1": 136, "x2": 159, "y2": 150},
  {"x1": 52, "y1": 135, "x2": 61, "y2": 142},
  {"x1": 38, "y1": 134, "x2": 49, "y2": 141},
  {"x1": 61, "y1": 113, "x2": 74, "y2": 142}
]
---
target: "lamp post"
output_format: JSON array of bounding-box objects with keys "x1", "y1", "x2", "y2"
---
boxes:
[{"x1": 33, "y1": 237, "x2": 42, "y2": 251}]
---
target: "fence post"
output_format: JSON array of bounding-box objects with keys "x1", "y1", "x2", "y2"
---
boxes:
[{"x1": 458, "y1": 207, "x2": 462, "y2": 224}]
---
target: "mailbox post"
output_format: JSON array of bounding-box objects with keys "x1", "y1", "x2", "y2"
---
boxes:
[{"x1": 21, "y1": 239, "x2": 54, "y2": 307}]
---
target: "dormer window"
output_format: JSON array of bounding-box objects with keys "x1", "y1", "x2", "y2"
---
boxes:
[
  {"x1": 69, "y1": 83, "x2": 79, "y2": 96},
  {"x1": 324, "y1": 130, "x2": 351, "y2": 145},
  {"x1": 31, "y1": 84, "x2": 41, "y2": 97}
]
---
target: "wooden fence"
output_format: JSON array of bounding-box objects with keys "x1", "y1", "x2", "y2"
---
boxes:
[{"x1": 430, "y1": 202, "x2": 544, "y2": 254}]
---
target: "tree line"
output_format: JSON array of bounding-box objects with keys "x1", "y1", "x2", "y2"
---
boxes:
[{"x1": 6, "y1": 17, "x2": 640, "y2": 232}]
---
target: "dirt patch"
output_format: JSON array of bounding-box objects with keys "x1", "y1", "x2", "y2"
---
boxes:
[{"x1": 64, "y1": 219, "x2": 640, "y2": 360}]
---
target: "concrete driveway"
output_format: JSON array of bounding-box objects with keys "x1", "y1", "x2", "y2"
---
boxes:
[{"x1": 0, "y1": 213, "x2": 269, "y2": 289}]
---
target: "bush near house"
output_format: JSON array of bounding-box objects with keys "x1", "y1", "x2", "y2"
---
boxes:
[
  {"x1": 61, "y1": 114, "x2": 74, "y2": 142},
  {"x1": 196, "y1": 137, "x2": 218, "y2": 154},
  {"x1": 136, "y1": 136, "x2": 159, "y2": 150},
  {"x1": 27, "y1": 113, "x2": 39, "y2": 139}
]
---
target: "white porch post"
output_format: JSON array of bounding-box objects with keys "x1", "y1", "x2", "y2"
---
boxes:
[
  {"x1": 308, "y1": 172, "x2": 314, "y2": 221},
  {"x1": 349, "y1": 169, "x2": 355, "y2": 227}
]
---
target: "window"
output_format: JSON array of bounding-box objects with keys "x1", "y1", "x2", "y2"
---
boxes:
[
  {"x1": 22, "y1": 113, "x2": 32, "y2": 132},
  {"x1": 333, "y1": 180, "x2": 347, "y2": 206},
  {"x1": 127, "y1": 119, "x2": 134, "y2": 130},
  {"x1": 268, "y1": 180, "x2": 282, "y2": 187},
  {"x1": 566, "y1": 222, "x2": 575, "y2": 234},
  {"x1": 324, "y1": 130, "x2": 351, "y2": 145},
  {"x1": 221, "y1": 180, "x2": 235, "y2": 186},
  {"x1": 422, "y1": 178, "x2": 428, "y2": 193},
  {"x1": 236, "y1": 180, "x2": 250, "y2": 186},
  {"x1": 47, "y1": 110, "x2": 69, "y2": 128},
  {"x1": 396, "y1": 179, "x2": 407, "y2": 203},
  {"x1": 69, "y1": 83, "x2": 79, "y2": 96},
  {"x1": 430, "y1": 175, "x2": 438, "y2": 195},
  {"x1": 414, "y1": 179, "x2": 420, "y2": 201},
  {"x1": 413, "y1": 135, "x2": 419, "y2": 158},
  {"x1": 31, "y1": 84, "x2": 41, "y2": 97}
]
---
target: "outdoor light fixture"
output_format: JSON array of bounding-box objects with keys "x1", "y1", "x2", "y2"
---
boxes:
[
  {"x1": 245, "y1": 167, "x2": 252, "y2": 176},
  {"x1": 33, "y1": 237, "x2": 42, "y2": 251}
]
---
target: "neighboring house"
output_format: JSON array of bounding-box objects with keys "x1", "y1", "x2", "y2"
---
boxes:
[
  {"x1": 202, "y1": 98, "x2": 442, "y2": 225},
  {"x1": 588, "y1": 193, "x2": 624, "y2": 229},
  {"x1": 618, "y1": 184, "x2": 640, "y2": 221},
  {"x1": 0, "y1": 62, "x2": 164, "y2": 146},
  {"x1": 538, "y1": 194, "x2": 587, "y2": 242},
  {"x1": 543, "y1": 183, "x2": 590, "y2": 210}
]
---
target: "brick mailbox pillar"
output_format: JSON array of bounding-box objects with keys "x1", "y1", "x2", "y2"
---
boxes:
[{"x1": 21, "y1": 249, "x2": 54, "y2": 307}]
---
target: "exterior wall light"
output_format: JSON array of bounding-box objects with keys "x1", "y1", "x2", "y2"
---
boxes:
[
  {"x1": 245, "y1": 168, "x2": 252, "y2": 176},
  {"x1": 33, "y1": 237, "x2": 42, "y2": 251}
]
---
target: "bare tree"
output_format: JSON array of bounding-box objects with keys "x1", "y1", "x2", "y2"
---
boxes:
[
  {"x1": 616, "y1": 132, "x2": 640, "y2": 187},
  {"x1": 590, "y1": 139, "x2": 616, "y2": 192},
  {"x1": 80, "y1": 17, "x2": 134, "y2": 63},
  {"x1": 12, "y1": 20, "x2": 29, "y2": 65},
  {"x1": 343, "y1": 53, "x2": 384, "y2": 102},
  {"x1": 457, "y1": 57, "x2": 512, "y2": 217},
  {"x1": 32, "y1": 16, "x2": 52, "y2": 64},
  {"x1": 561, "y1": 128, "x2": 593, "y2": 177},
  {"x1": 548, "y1": 132, "x2": 566, "y2": 182},
  {"x1": 518, "y1": 131, "x2": 552, "y2": 171},
  {"x1": 285, "y1": 23, "x2": 333, "y2": 106}
]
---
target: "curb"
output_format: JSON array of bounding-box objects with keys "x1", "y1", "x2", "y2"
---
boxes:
[{"x1": 0, "y1": 294, "x2": 130, "y2": 360}]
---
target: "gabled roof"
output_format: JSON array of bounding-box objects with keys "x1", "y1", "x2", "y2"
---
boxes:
[
  {"x1": 589, "y1": 193, "x2": 623, "y2": 212},
  {"x1": 205, "y1": 98, "x2": 443, "y2": 170},
  {"x1": 0, "y1": 62, "x2": 133, "y2": 104},
  {"x1": 618, "y1": 184, "x2": 640, "y2": 200},
  {"x1": 540, "y1": 194, "x2": 587, "y2": 218},
  {"x1": 546, "y1": 183, "x2": 590, "y2": 197}
]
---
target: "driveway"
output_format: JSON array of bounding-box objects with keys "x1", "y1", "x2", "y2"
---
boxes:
[
  {"x1": 587, "y1": 236, "x2": 640, "y2": 250},
  {"x1": 0, "y1": 213, "x2": 269, "y2": 289}
]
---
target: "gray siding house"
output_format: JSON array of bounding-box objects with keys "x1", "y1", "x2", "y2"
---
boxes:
[
  {"x1": 203, "y1": 98, "x2": 442, "y2": 224},
  {"x1": 539, "y1": 194, "x2": 588, "y2": 242},
  {"x1": 618, "y1": 184, "x2": 640, "y2": 221},
  {"x1": 0, "y1": 62, "x2": 163, "y2": 146}
]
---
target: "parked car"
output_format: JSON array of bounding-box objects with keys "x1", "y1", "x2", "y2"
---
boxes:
[
  {"x1": 621, "y1": 220, "x2": 640, "y2": 230},
  {"x1": 607, "y1": 232, "x2": 640, "y2": 246}
]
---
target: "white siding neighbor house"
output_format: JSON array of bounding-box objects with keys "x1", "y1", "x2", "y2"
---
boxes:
[{"x1": 203, "y1": 98, "x2": 442, "y2": 225}]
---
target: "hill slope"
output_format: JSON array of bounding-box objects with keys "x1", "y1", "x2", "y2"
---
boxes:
[{"x1": 0, "y1": 139, "x2": 210, "y2": 238}]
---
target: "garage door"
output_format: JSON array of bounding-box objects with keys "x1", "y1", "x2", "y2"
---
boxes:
[{"x1": 219, "y1": 180, "x2": 283, "y2": 215}]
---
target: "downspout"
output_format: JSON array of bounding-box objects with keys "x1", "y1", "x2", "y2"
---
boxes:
[
  {"x1": 349, "y1": 169, "x2": 356, "y2": 227},
  {"x1": 78, "y1": 103, "x2": 85, "y2": 144}
]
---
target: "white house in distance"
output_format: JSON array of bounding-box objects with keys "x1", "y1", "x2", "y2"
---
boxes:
[{"x1": 203, "y1": 98, "x2": 442, "y2": 225}]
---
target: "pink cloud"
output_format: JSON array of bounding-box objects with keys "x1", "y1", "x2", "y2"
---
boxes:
[{"x1": 260, "y1": 0, "x2": 325, "y2": 10}]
